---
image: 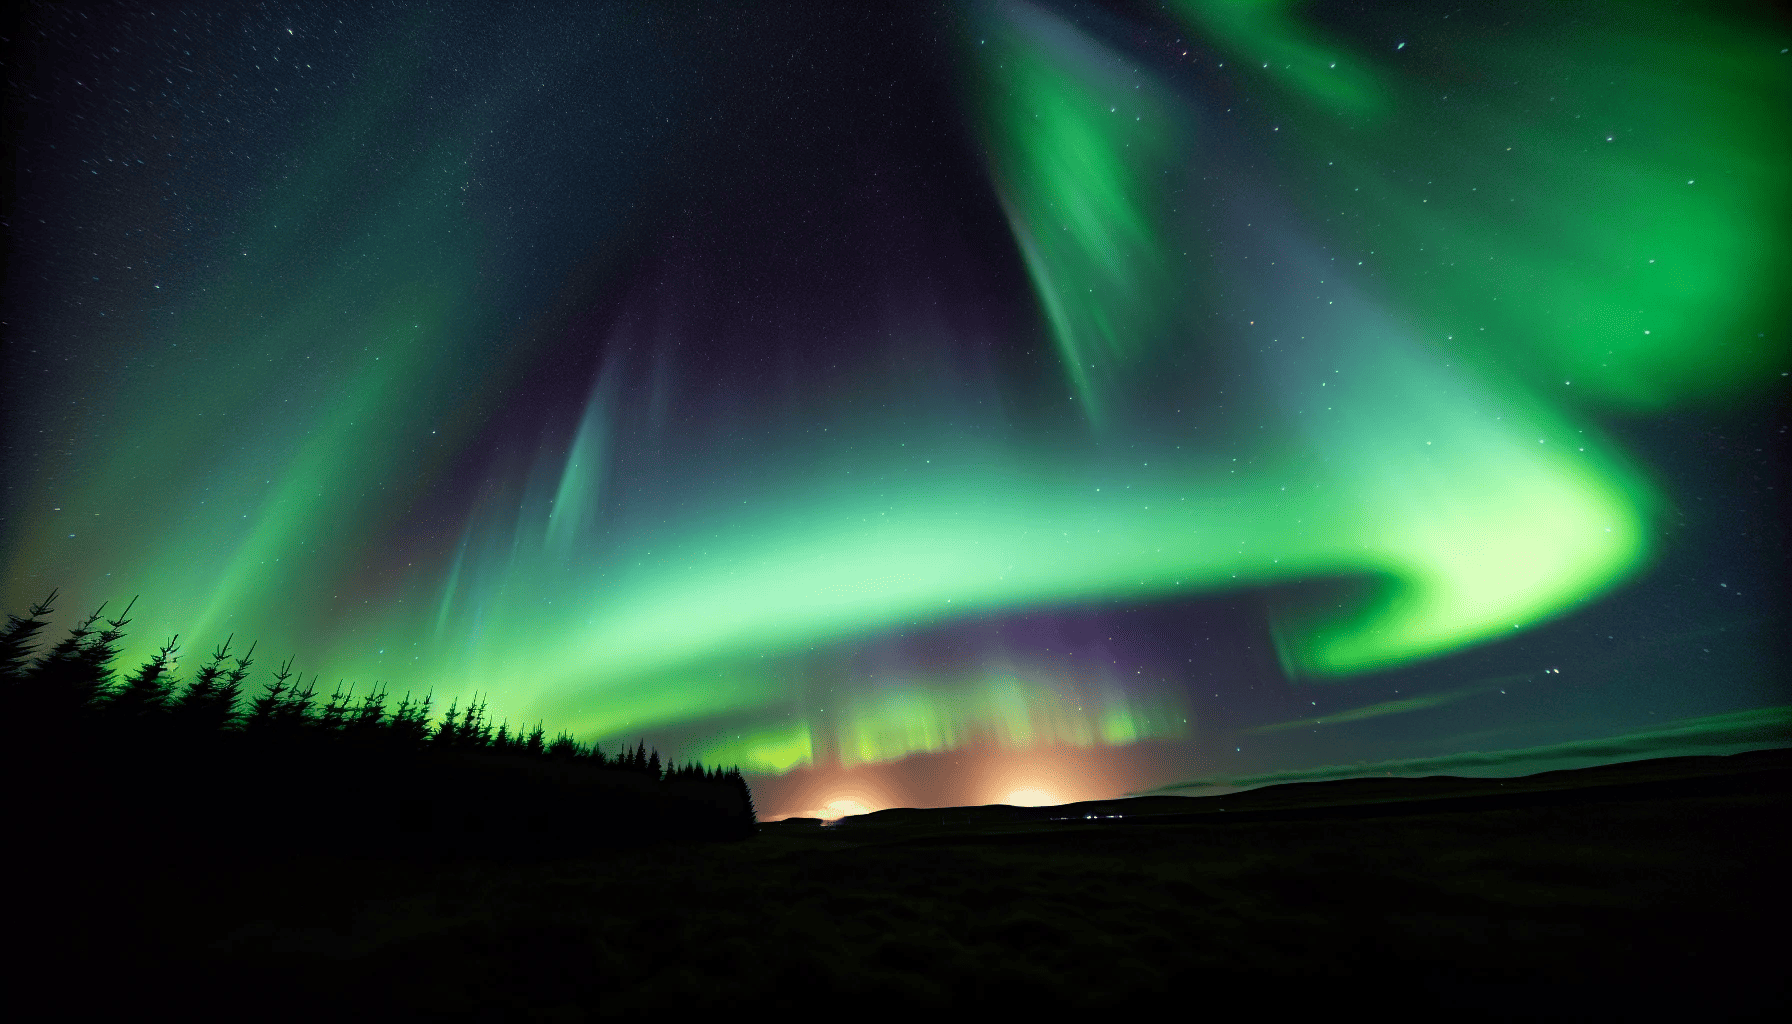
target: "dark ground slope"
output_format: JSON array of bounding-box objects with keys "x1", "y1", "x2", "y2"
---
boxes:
[{"x1": 19, "y1": 749, "x2": 1789, "y2": 1019}]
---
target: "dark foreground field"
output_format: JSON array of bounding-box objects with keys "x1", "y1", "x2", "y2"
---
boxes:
[{"x1": 23, "y1": 749, "x2": 1789, "y2": 1019}]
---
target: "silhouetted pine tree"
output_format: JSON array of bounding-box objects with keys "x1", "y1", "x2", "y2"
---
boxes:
[
  {"x1": 452, "y1": 696, "x2": 474, "y2": 746},
  {"x1": 171, "y1": 636, "x2": 243, "y2": 734},
  {"x1": 13, "y1": 585, "x2": 764, "y2": 850},
  {"x1": 24, "y1": 603, "x2": 107, "y2": 718},
  {"x1": 458, "y1": 696, "x2": 492, "y2": 748},
  {"x1": 433, "y1": 698, "x2": 461, "y2": 747},
  {"x1": 477, "y1": 713, "x2": 495, "y2": 749},
  {"x1": 245, "y1": 659, "x2": 308, "y2": 742},
  {"x1": 278, "y1": 673, "x2": 318, "y2": 731},
  {"x1": 318, "y1": 681, "x2": 355, "y2": 733},
  {"x1": 245, "y1": 655, "x2": 293, "y2": 727},
  {"x1": 729, "y1": 768, "x2": 756, "y2": 823},
  {"x1": 347, "y1": 686, "x2": 389, "y2": 740},
  {"x1": 389, "y1": 691, "x2": 433, "y2": 748},
  {"x1": 0, "y1": 591, "x2": 57, "y2": 684},
  {"x1": 109, "y1": 635, "x2": 181, "y2": 722},
  {"x1": 213, "y1": 640, "x2": 254, "y2": 732},
  {"x1": 172, "y1": 635, "x2": 227, "y2": 710},
  {"x1": 77, "y1": 596, "x2": 136, "y2": 705}
]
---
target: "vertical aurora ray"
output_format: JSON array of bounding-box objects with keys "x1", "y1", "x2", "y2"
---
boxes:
[{"x1": 970, "y1": 0, "x2": 1188, "y2": 423}]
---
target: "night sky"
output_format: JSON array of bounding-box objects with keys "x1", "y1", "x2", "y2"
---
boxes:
[{"x1": 4, "y1": 1, "x2": 1788, "y2": 820}]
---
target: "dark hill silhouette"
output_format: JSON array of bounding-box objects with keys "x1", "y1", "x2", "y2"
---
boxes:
[{"x1": 797, "y1": 747, "x2": 1791, "y2": 836}]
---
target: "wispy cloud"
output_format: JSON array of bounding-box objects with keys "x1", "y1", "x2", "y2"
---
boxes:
[
  {"x1": 1242, "y1": 678, "x2": 1517, "y2": 735},
  {"x1": 1139, "y1": 706, "x2": 1792, "y2": 794}
]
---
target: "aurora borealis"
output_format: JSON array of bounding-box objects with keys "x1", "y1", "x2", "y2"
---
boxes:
[{"x1": 4, "y1": 1, "x2": 1787, "y2": 820}]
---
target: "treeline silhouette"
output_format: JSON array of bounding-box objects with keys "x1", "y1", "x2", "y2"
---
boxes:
[{"x1": 7, "y1": 591, "x2": 757, "y2": 860}]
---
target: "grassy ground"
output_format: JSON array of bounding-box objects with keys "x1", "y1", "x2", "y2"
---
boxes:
[{"x1": 25, "y1": 751, "x2": 1789, "y2": 1019}]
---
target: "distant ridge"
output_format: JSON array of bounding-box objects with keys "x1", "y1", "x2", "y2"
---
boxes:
[
  {"x1": 778, "y1": 747, "x2": 1791, "y2": 834},
  {"x1": 1147, "y1": 706, "x2": 1792, "y2": 795}
]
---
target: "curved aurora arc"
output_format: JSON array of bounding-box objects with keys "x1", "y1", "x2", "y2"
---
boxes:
[
  {"x1": 415, "y1": 0, "x2": 1745, "y2": 762},
  {"x1": 5, "y1": 2, "x2": 1785, "y2": 808}
]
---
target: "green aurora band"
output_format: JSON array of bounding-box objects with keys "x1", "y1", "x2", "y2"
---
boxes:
[{"x1": 6, "y1": 1, "x2": 1786, "y2": 779}]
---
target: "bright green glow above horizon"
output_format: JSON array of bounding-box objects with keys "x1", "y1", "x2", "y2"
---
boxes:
[
  {"x1": 684, "y1": 670, "x2": 1189, "y2": 775},
  {"x1": 342, "y1": 277, "x2": 1653, "y2": 763},
  {"x1": 4, "y1": 1, "x2": 1785, "y2": 782}
]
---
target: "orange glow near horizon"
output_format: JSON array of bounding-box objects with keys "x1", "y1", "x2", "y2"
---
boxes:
[
  {"x1": 752, "y1": 738, "x2": 1183, "y2": 820},
  {"x1": 814, "y1": 798, "x2": 873, "y2": 820}
]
